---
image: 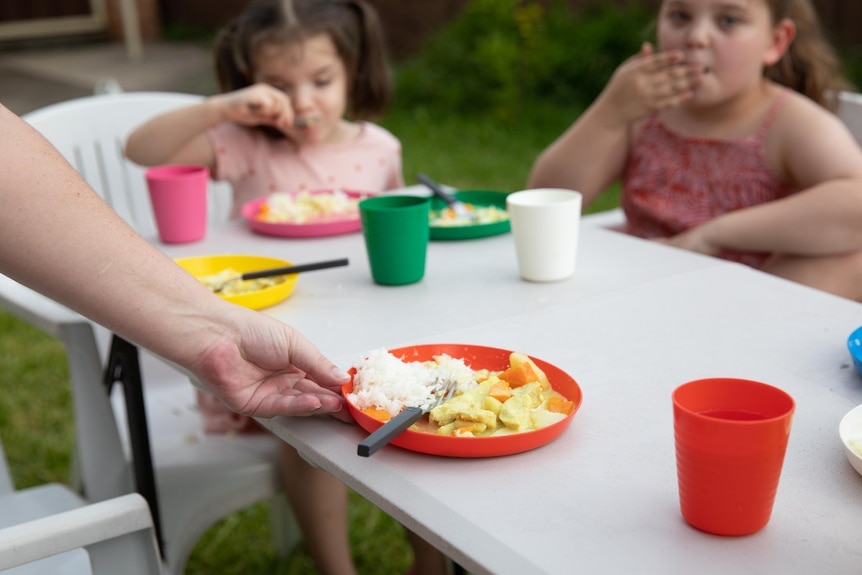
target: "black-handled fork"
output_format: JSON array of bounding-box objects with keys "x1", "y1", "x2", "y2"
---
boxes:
[
  {"x1": 211, "y1": 258, "x2": 348, "y2": 292},
  {"x1": 358, "y1": 378, "x2": 457, "y2": 457}
]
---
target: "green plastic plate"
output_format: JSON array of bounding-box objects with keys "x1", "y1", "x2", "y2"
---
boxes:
[{"x1": 429, "y1": 190, "x2": 511, "y2": 241}]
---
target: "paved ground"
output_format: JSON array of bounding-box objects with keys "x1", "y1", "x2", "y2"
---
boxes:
[{"x1": 0, "y1": 40, "x2": 216, "y2": 116}]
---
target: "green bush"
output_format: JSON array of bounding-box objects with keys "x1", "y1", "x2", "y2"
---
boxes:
[
  {"x1": 842, "y1": 46, "x2": 862, "y2": 90},
  {"x1": 394, "y1": 0, "x2": 654, "y2": 121}
]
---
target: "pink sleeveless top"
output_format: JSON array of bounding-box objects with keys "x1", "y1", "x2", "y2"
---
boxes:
[{"x1": 622, "y1": 91, "x2": 795, "y2": 268}]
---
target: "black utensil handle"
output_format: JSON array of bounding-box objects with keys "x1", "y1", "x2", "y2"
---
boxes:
[
  {"x1": 358, "y1": 406, "x2": 423, "y2": 457},
  {"x1": 240, "y1": 258, "x2": 349, "y2": 281},
  {"x1": 417, "y1": 173, "x2": 457, "y2": 207}
]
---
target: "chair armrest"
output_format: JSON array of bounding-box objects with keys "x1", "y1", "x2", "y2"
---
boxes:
[{"x1": 0, "y1": 493, "x2": 160, "y2": 572}]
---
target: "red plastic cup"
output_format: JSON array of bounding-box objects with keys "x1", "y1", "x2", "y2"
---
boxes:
[
  {"x1": 672, "y1": 378, "x2": 795, "y2": 536},
  {"x1": 145, "y1": 164, "x2": 209, "y2": 244}
]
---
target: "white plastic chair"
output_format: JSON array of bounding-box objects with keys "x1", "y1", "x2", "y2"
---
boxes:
[
  {"x1": 837, "y1": 90, "x2": 862, "y2": 146},
  {"x1": 21, "y1": 91, "x2": 233, "y2": 234},
  {"x1": 0, "y1": 92, "x2": 301, "y2": 574},
  {"x1": 582, "y1": 90, "x2": 862, "y2": 230},
  {"x1": 0, "y1": 437, "x2": 163, "y2": 575}
]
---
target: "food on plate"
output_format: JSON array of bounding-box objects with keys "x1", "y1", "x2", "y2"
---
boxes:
[
  {"x1": 196, "y1": 267, "x2": 286, "y2": 296},
  {"x1": 851, "y1": 438, "x2": 862, "y2": 458},
  {"x1": 429, "y1": 203, "x2": 509, "y2": 227},
  {"x1": 255, "y1": 189, "x2": 361, "y2": 224},
  {"x1": 348, "y1": 349, "x2": 574, "y2": 437}
]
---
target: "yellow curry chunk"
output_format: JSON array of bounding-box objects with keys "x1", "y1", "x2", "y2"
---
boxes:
[{"x1": 499, "y1": 394, "x2": 535, "y2": 431}]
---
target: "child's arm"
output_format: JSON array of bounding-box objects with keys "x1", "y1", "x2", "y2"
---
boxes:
[
  {"x1": 669, "y1": 95, "x2": 862, "y2": 257},
  {"x1": 125, "y1": 83, "x2": 297, "y2": 169},
  {"x1": 528, "y1": 43, "x2": 700, "y2": 205}
]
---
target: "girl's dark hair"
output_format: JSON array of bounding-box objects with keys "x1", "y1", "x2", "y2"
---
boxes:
[
  {"x1": 213, "y1": 0, "x2": 392, "y2": 120},
  {"x1": 764, "y1": 0, "x2": 852, "y2": 111}
]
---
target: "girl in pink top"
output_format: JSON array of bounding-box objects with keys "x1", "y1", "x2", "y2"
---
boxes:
[
  {"x1": 126, "y1": 2, "x2": 446, "y2": 574},
  {"x1": 126, "y1": 0, "x2": 404, "y2": 217},
  {"x1": 529, "y1": 0, "x2": 862, "y2": 302}
]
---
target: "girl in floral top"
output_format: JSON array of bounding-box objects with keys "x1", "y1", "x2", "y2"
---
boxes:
[{"x1": 529, "y1": 0, "x2": 862, "y2": 301}]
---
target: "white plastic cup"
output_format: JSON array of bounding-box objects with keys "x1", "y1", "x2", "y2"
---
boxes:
[{"x1": 506, "y1": 188, "x2": 582, "y2": 282}]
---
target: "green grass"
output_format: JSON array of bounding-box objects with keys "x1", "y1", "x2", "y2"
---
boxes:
[
  {"x1": 0, "y1": 98, "x2": 617, "y2": 573},
  {"x1": 381, "y1": 100, "x2": 620, "y2": 212},
  {"x1": 0, "y1": 312, "x2": 75, "y2": 487}
]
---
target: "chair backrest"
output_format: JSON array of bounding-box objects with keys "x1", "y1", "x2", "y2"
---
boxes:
[
  {"x1": 837, "y1": 91, "x2": 862, "y2": 146},
  {"x1": 0, "y1": 437, "x2": 13, "y2": 495},
  {"x1": 22, "y1": 92, "x2": 233, "y2": 238}
]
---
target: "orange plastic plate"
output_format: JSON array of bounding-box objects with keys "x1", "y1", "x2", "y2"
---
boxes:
[{"x1": 343, "y1": 343, "x2": 583, "y2": 457}]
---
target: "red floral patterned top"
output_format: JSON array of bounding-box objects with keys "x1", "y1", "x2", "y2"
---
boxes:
[{"x1": 622, "y1": 90, "x2": 794, "y2": 268}]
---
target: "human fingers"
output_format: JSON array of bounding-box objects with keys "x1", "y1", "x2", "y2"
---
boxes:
[
  {"x1": 228, "y1": 369, "x2": 346, "y2": 417},
  {"x1": 638, "y1": 41, "x2": 654, "y2": 58},
  {"x1": 281, "y1": 379, "x2": 354, "y2": 423},
  {"x1": 656, "y1": 227, "x2": 719, "y2": 256},
  {"x1": 643, "y1": 61, "x2": 702, "y2": 109},
  {"x1": 230, "y1": 84, "x2": 295, "y2": 130},
  {"x1": 282, "y1": 333, "x2": 352, "y2": 393},
  {"x1": 293, "y1": 379, "x2": 354, "y2": 423},
  {"x1": 254, "y1": 389, "x2": 347, "y2": 418},
  {"x1": 639, "y1": 48, "x2": 687, "y2": 72}
]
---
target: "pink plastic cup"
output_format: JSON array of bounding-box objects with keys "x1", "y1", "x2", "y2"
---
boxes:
[
  {"x1": 145, "y1": 164, "x2": 209, "y2": 244},
  {"x1": 673, "y1": 377, "x2": 795, "y2": 536}
]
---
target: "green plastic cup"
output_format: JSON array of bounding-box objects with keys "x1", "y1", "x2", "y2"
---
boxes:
[{"x1": 359, "y1": 195, "x2": 430, "y2": 285}]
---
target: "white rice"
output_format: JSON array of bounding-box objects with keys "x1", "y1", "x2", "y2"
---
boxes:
[{"x1": 349, "y1": 348, "x2": 478, "y2": 417}]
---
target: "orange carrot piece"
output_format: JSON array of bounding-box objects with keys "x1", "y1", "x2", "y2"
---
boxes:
[
  {"x1": 547, "y1": 396, "x2": 574, "y2": 415},
  {"x1": 362, "y1": 407, "x2": 392, "y2": 422},
  {"x1": 255, "y1": 203, "x2": 270, "y2": 221},
  {"x1": 487, "y1": 380, "x2": 513, "y2": 402},
  {"x1": 499, "y1": 362, "x2": 538, "y2": 387}
]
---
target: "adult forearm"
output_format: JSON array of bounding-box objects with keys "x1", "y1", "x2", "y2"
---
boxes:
[
  {"x1": 0, "y1": 105, "x2": 223, "y2": 360},
  {"x1": 705, "y1": 180, "x2": 862, "y2": 255}
]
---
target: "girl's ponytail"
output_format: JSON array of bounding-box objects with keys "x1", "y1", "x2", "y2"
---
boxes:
[
  {"x1": 342, "y1": 0, "x2": 392, "y2": 119},
  {"x1": 213, "y1": 20, "x2": 252, "y2": 93}
]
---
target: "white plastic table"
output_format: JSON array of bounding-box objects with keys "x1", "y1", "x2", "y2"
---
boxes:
[
  {"x1": 161, "y1": 216, "x2": 727, "y2": 359},
  {"x1": 158, "y1": 212, "x2": 862, "y2": 575}
]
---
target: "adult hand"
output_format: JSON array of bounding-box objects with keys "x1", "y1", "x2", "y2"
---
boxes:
[
  {"x1": 188, "y1": 309, "x2": 353, "y2": 423},
  {"x1": 216, "y1": 83, "x2": 295, "y2": 134},
  {"x1": 599, "y1": 42, "x2": 702, "y2": 127}
]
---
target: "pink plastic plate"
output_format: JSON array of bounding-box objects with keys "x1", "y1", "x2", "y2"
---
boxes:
[
  {"x1": 242, "y1": 189, "x2": 375, "y2": 238},
  {"x1": 343, "y1": 343, "x2": 583, "y2": 458}
]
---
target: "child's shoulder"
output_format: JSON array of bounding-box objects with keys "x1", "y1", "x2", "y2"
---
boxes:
[
  {"x1": 769, "y1": 87, "x2": 850, "y2": 142},
  {"x1": 357, "y1": 121, "x2": 402, "y2": 150},
  {"x1": 359, "y1": 121, "x2": 400, "y2": 144},
  {"x1": 766, "y1": 86, "x2": 862, "y2": 184}
]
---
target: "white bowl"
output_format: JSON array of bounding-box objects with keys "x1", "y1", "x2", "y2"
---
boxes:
[{"x1": 839, "y1": 404, "x2": 862, "y2": 477}]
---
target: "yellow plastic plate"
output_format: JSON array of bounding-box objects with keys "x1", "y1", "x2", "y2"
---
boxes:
[{"x1": 174, "y1": 254, "x2": 298, "y2": 310}]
